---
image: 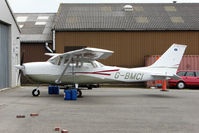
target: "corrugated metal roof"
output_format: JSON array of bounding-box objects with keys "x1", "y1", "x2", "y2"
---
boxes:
[
  {"x1": 14, "y1": 13, "x2": 55, "y2": 43},
  {"x1": 54, "y1": 3, "x2": 199, "y2": 31}
]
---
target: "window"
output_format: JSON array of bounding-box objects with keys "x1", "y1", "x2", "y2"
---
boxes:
[
  {"x1": 66, "y1": 17, "x2": 78, "y2": 23},
  {"x1": 83, "y1": 62, "x2": 94, "y2": 68},
  {"x1": 16, "y1": 16, "x2": 28, "y2": 22},
  {"x1": 35, "y1": 22, "x2": 46, "y2": 25},
  {"x1": 64, "y1": 46, "x2": 86, "y2": 52},
  {"x1": 195, "y1": 72, "x2": 199, "y2": 77},
  {"x1": 170, "y1": 17, "x2": 184, "y2": 23},
  {"x1": 135, "y1": 17, "x2": 149, "y2": 23},
  {"x1": 57, "y1": 57, "x2": 63, "y2": 65},
  {"x1": 164, "y1": 6, "x2": 176, "y2": 12},
  {"x1": 93, "y1": 61, "x2": 104, "y2": 68},
  {"x1": 91, "y1": 62, "x2": 98, "y2": 68},
  {"x1": 19, "y1": 25, "x2": 24, "y2": 28},
  {"x1": 101, "y1": 7, "x2": 112, "y2": 12},
  {"x1": 49, "y1": 58, "x2": 58, "y2": 65},
  {"x1": 177, "y1": 71, "x2": 186, "y2": 76},
  {"x1": 133, "y1": 6, "x2": 144, "y2": 11},
  {"x1": 37, "y1": 16, "x2": 49, "y2": 20},
  {"x1": 185, "y1": 71, "x2": 195, "y2": 77}
]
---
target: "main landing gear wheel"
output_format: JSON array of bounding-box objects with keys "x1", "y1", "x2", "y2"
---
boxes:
[
  {"x1": 32, "y1": 89, "x2": 40, "y2": 97},
  {"x1": 77, "y1": 89, "x2": 82, "y2": 97}
]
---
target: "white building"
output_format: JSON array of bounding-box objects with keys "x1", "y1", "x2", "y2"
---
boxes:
[{"x1": 0, "y1": 0, "x2": 20, "y2": 89}]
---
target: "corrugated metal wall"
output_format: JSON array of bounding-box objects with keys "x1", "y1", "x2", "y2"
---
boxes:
[
  {"x1": 56, "y1": 31, "x2": 199, "y2": 68},
  {"x1": 145, "y1": 55, "x2": 199, "y2": 70},
  {"x1": 0, "y1": 23, "x2": 9, "y2": 89},
  {"x1": 21, "y1": 43, "x2": 51, "y2": 63}
]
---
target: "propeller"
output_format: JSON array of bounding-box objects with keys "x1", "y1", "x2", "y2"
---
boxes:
[{"x1": 17, "y1": 52, "x2": 25, "y2": 83}]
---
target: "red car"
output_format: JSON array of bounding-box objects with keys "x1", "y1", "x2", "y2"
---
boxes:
[{"x1": 168, "y1": 70, "x2": 199, "y2": 89}]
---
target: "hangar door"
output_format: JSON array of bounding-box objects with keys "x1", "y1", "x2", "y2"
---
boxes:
[{"x1": 0, "y1": 23, "x2": 9, "y2": 89}]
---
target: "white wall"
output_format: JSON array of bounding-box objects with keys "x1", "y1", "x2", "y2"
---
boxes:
[{"x1": 0, "y1": 0, "x2": 20, "y2": 88}]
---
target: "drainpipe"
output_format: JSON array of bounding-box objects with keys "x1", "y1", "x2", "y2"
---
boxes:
[
  {"x1": 52, "y1": 30, "x2": 56, "y2": 52},
  {"x1": 45, "y1": 42, "x2": 53, "y2": 53}
]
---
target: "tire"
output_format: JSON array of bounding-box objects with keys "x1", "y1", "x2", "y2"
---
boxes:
[
  {"x1": 88, "y1": 86, "x2": 92, "y2": 90},
  {"x1": 177, "y1": 82, "x2": 185, "y2": 89},
  {"x1": 77, "y1": 89, "x2": 82, "y2": 97},
  {"x1": 32, "y1": 89, "x2": 40, "y2": 97}
]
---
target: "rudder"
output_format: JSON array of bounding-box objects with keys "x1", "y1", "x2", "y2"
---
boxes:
[{"x1": 151, "y1": 44, "x2": 187, "y2": 69}]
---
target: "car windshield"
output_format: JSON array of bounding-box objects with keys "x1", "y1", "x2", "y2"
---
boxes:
[{"x1": 177, "y1": 71, "x2": 186, "y2": 76}]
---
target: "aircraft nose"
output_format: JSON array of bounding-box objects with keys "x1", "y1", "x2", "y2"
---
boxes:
[{"x1": 15, "y1": 65, "x2": 25, "y2": 70}]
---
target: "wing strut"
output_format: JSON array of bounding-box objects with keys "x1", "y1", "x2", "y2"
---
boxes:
[{"x1": 55, "y1": 56, "x2": 72, "y2": 84}]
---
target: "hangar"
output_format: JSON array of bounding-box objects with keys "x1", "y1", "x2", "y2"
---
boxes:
[
  {"x1": 53, "y1": 3, "x2": 199, "y2": 68},
  {"x1": 14, "y1": 13, "x2": 55, "y2": 62},
  {"x1": 0, "y1": 0, "x2": 20, "y2": 89},
  {"x1": 14, "y1": 13, "x2": 55, "y2": 84},
  {"x1": 14, "y1": 3, "x2": 199, "y2": 85}
]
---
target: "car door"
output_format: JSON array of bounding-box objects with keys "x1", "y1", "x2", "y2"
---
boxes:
[
  {"x1": 195, "y1": 72, "x2": 199, "y2": 85},
  {"x1": 184, "y1": 71, "x2": 197, "y2": 85}
]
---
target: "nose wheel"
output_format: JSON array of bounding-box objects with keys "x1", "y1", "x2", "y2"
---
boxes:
[{"x1": 32, "y1": 89, "x2": 40, "y2": 97}]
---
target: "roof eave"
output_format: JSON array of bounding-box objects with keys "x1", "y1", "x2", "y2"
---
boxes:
[
  {"x1": 5, "y1": 0, "x2": 21, "y2": 33},
  {"x1": 54, "y1": 28, "x2": 199, "y2": 32}
]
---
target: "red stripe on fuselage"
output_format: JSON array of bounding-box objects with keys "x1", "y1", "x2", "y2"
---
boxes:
[
  {"x1": 74, "y1": 69, "x2": 120, "y2": 76},
  {"x1": 96, "y1": 69, "x2": 120, "y2": 72}
]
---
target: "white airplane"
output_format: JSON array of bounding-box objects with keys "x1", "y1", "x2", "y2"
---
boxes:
[{"x1": 16, "y1": 44, "x2": 187, "y2": 97}]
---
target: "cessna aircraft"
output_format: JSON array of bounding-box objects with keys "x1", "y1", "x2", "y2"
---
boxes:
[{"x1": 16, "y1": 44, "x2": 187, "y2": 97}]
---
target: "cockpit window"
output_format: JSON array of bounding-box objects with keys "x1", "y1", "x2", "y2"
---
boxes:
[
  {"x1": 92, "y1": 61, "x2": 104, "y2": 68},
  {"x1": 97, "y1": 62, "x2": 104, "y2": 67},
  {"x1": 48, "y1": 56, "x2": 60, "y2": 65},
  {"x1": 48, "y1": 56, "x2": 104, "y2": 68}
]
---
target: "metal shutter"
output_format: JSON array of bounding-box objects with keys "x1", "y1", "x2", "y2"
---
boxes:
[{"x1": 0, "y1": 23, "x2": 9, "y2": 89}]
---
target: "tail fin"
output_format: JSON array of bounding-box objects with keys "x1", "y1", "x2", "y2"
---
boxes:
[{"x1": 150, "y1": 44, "x2": 187, "y2": 74}]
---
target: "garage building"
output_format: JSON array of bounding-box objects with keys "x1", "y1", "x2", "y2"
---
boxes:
[
  {"x1": 53, "y1": 3, "x2": 199, "y2": 68},
  {"x1": 14, "y1": 13, "x2": 55, "y2": 84},
  {"x1": 0, "y1": 0, "x2": 20, "y2": 89}
]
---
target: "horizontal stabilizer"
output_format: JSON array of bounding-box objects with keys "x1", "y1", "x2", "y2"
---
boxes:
[{"x1": 151, "y1": 73, "x2": 182, "y2": 80}]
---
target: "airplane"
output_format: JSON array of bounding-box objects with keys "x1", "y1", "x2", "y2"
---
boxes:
[{"x1": 15, "y1": 44, "x2": 187, "y2": 97}]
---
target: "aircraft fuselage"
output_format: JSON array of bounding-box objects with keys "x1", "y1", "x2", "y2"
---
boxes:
[{"x1": 22, "y1": 61, "x2": 162, "y2": 85}]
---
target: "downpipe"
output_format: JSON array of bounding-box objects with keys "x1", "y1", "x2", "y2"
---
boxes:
[{"x1": 45, "y1": 42, "x2": 54, "y2": 53}]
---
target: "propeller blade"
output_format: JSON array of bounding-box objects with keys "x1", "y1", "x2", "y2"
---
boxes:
[
  {"x1": 17, "y1": 70, "x2": 22, "y2": 83},
  {"x1": 21, "y1": 52, "x2": 24, "y2": 66},
  {"x1": 17, "y1": 52, "x2": 24, "y2": 84}
]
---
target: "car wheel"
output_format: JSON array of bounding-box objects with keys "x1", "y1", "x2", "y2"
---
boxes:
[{"x1": 177, "y1": 82, "x2": 185, "y2": 89}]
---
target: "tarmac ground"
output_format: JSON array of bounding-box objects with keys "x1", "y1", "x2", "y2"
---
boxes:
[{"x1": 0, "y1": 86, "x2": 199, "y2": 133}]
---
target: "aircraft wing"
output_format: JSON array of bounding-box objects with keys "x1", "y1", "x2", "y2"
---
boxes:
[
  {"x1": 46, "y1": 47, "x2": 114, "y2": 62},
  {"x1": 45, "y1": 47, "x2": 113, "y2": 84}
]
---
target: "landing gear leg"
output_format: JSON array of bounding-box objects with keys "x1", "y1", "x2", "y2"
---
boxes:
[
  {"x1": 32, "y1": 86, "x2": 40, "y2": 97},
  {"x1": 77, "y1": 89, "x2": 82, "y2": 97},
  {"x1": 75, "y1": 84, "x2": 82, "y2": 97}
]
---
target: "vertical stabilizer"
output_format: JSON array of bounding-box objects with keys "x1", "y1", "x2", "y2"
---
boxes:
[{"x1": 150, "y1": 44, "x2": 187, "y2": 73}]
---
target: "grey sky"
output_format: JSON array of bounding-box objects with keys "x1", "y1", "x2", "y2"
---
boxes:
[{"x1": 7, "y1": 0, "x2": 199, "y2": 13}]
